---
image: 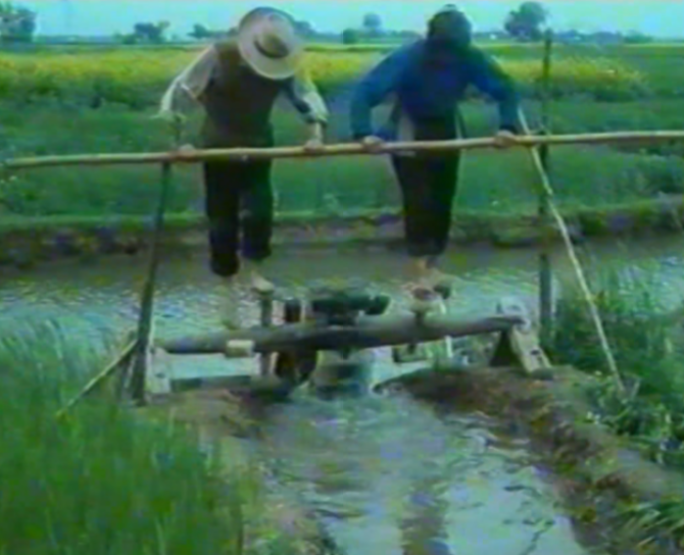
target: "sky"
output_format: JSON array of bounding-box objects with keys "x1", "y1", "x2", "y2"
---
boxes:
[{"x1": 19, "y1": 1, "x2": 684, "y2": 39}]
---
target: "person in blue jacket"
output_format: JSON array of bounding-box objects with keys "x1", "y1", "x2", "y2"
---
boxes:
[{"x1": 350, "y1": 5, "x2": 520, "y2": 290}]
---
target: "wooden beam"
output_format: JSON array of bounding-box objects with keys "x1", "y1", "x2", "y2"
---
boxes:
[
  {"x1": 491, "y1": 297, "x2": 552, "y2": 377},
  {"x1": 5, "y1": 131, "x2": 684, "y2": 170},
  {"x1": 158, "y1": 313, "x2": 524, "y2": 355}
]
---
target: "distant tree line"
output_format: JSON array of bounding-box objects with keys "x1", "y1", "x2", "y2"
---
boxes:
[
  {"x1": 0, "y1": 1, "x2": 657, "y2": 47},
  {"x1": 0, "y1": 1, "x2": 36, "y2": 43}
]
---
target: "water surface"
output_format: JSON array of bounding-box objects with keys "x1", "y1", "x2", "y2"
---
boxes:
[{"x1": 4, "y1": 237, "x2": 684, "y2": 554}]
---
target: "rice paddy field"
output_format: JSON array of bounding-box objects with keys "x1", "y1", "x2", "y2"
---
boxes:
[
  {"x1": 6, "y1": 41, "x2": 684, "y2": 555},
  {"x1": 0, "y1": 41, "x2": 683, "y2": 219}
]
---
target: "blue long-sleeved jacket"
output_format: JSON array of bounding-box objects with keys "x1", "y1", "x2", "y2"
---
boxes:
[{"x1": 350, "y1": 40, "x2": 520, "y2": 140}]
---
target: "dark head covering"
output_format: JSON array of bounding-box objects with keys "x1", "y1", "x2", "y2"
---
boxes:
[{"x1": 426, "y1": 5, "x2": 472, "y2": 51}]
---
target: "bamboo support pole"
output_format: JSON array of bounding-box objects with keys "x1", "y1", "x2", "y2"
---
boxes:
[
  {"x1": 126, "y1": 125, "x2": 178, "y2": 405},
  {"x1": 517, "y1": 120, "x2": 625, "y2": 394},
  {"x1": 55, "y1": 336, "x2": 137, "y2": 420},
  {"x1": 538, "y1": 30, "x2": 554, "y2": 345},
  {"x1": 4, "y1": 131, "x2": 684, "y2": 170}
]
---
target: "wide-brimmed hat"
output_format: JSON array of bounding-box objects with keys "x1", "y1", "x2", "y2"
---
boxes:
[{"x1": 237, "y1": 7, "x2": 304, "y2": 80}]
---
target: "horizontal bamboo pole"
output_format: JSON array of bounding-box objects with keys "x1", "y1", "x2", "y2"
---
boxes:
[{"x1": 4, "y1": 130, "x2": 684, "y2": 170}]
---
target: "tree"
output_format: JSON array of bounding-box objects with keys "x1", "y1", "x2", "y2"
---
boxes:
[
  {"x1": 624, "y1": 30, "x2": 652, "y2": 44},
  {"x1": 188, "y1": 23, "x2": 230, "y2": 41},
  {"x1": 293, "y1": 19, "x2": 315, "y2": 38},
  {"x1": 128, "y1": 20, "x2": 169, "y2": 44},
  {"x1": 341, "y1": 28, "x2": 359, "y2": 45},
  {"x1": 362, "y1": 13, "x2": 382, "y2": 36},
  {"x1": 0, "y1": 2, "x2": 37, "y2": 43},
  {"x1": 188, "y1": 23, "x2": 211, "y2": 40},
  {"x1": 504, "y1": 1, "x2": 547, "y2": 42}
]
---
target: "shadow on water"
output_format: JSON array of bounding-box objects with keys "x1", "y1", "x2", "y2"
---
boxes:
[{"x1": 259, "y1": 389, "x2": 590, "y2": 555}]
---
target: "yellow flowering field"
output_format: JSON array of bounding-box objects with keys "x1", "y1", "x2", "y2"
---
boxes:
[{"x1": 0, "y1": 47, "x2": 647, "y2": 107}]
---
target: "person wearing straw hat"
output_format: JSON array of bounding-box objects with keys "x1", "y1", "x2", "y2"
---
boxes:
[
  {"x1": 155, "y1": 6, "x2": 328, "y2": 329},
  {"x1": 349, "y1": 5, "x2": 520, "y2": 292}
]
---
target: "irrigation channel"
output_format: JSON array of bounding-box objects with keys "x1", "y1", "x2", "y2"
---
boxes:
[{"x1": 3, "y1": 235, "x2": 684, "y2": 555}]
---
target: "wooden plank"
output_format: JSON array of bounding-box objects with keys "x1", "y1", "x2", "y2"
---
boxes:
[
  {"x1": 508, "y1": 327, "x2": 551, "y2": 375},
  {"x1": 495, "y1": 297, "x2": 551, "y2": 376},
  {"x1": 145, "y1": 348, "x2": 172, "y2": 397}
]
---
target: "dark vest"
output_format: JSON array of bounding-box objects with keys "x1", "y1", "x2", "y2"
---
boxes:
[{"x1": 200, "y1": 41, "x2": 290, "y2": 148}]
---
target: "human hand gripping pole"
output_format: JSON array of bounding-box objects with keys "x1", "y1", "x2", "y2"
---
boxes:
[
  {"x1": 303, "y1": 121, "x2": 326, "y2": 153},
  {"x1": 359, "y1": 135, "x2": 384, "y2": 152},
  {"x1": 493, "y1": 129, "x2": 518, "y2": 149}
]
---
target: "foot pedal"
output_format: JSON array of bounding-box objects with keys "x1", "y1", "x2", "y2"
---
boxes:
[
  {"x1": 433, "y1": 282, "x2": 451, "y2": 300},
  {"x1": 251, "y1": 283, "x2": 275, "y2": 297},
  {"x1": 392, "y1": 344, "x2": 431, "y2": 364},
  {"x1": 392, "y1": 341, "x2": 452, "y2": 365}
]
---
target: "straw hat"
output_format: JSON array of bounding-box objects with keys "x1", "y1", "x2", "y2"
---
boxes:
[{"x1": 237, "y1": 7, "x2": 304, "y2": 81}]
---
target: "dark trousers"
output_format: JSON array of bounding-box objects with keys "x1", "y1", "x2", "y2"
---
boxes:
[
  {"x1": 203, "y1": 160, "x2": 274, "y2": 278},
  {"x1": 391, "y1": 117, "x2": 461, "y2": 259}
]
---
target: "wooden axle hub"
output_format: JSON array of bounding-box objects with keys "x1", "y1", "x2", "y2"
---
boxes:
[{"x1": 158, "y1": 312, "x2": 524, "y2": 356}]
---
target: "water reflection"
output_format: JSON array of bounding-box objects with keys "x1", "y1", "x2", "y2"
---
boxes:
[
  {"x1": 400, "y1": 470, "x2": 453, "y2": 555},
  {"x1": 257, "y1": 393, "x2": 590, "y2": 555}
]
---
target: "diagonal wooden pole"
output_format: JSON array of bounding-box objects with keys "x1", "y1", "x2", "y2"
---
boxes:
[
  {"x1": 55, "y1": 334, "x2": 137, "y2": 420},
  {"x1": 517, "y1": 111, "x2": 625, "y2": 395}
]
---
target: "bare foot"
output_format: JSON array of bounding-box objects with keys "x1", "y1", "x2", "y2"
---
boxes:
[
  {"x1": 218, "y1": 279, "x2": 241, "y2": 330},
  {"x1": 426, "y1": 268, "x2": 454, "y2": 290},
  {"x1": 408, "y1": 285, "x2": 441, "y2": 316},
  {"x1": 220, "y1": 298, "x2": 241, "y2": 330},
  {"x1": 250, "y1": 272, "x2": 275, "y2": 295}
]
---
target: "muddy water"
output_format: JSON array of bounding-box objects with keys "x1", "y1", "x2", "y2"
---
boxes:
[
  {"x1": 3, "y1": 237, "x2": 684, "y2": 554},
  {"x1": 261, "y1": 393, "x2": 588, "y2": 555}
]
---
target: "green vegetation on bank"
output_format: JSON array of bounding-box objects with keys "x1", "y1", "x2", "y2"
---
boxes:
[
  {"x1": 534, "y1": 267, "x2": 684, "y2": 545},
  {"x1": 548, "y1": 267, "x2": 684, "y2": 543},
  {"x1": 0, "y1": 41, "x2": 673, "y2": 106},
  {"x1": 0, "y1": 322, "x2": 297, "y2": 555},
  {"x1": 2, "y1": 41, "x2": 683, "y2": 102},
  {"x1": 0, "y1": 98, "x2": 682, "y2": 219},
  {"x1": 551, "y1": 268, "x2": 684, "y2": 468},
  {"x1": 0, "y1": 40, "x2": 680, "y2": 227}
]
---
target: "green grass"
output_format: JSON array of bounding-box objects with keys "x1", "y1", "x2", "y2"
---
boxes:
[
  {"x1": 0, "y1": 40, "x2": 681, "y2": 221},
  {"x1": 1, "y1": 98, "x2": 682, "y2": 219},
  {"x1": 548, "y1": 265, "x2": 684, "y2": 544},
  {"x1": 0, "y1": 321, "x2": 265, "y2": 555},
  {"x1": 550, "y1": 267, "x2": 684, "y2": 464}
]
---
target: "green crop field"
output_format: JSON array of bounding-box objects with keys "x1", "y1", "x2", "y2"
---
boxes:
[{"x1": 0, "y1": 40, "x2": 682, "y2": 219}]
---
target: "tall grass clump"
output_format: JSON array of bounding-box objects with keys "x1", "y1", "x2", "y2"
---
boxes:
[
  {"x1": 0, "y1": 321, "x2": 258, "y2": 555},
  {"x1": 549, "y1": 266, "x2": 684, "y2": 465}
]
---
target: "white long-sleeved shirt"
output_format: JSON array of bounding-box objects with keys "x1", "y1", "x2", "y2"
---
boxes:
[{"x1": 158, "y1": 45, "x2": 329, "y2": 126}]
